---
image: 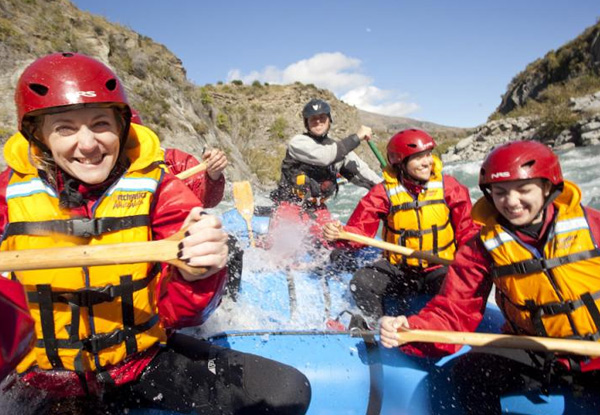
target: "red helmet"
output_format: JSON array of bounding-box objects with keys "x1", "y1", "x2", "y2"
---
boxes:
[
  {"x1": 15, "y1": 52, "x2": 131, "y2": 131},
  {"x1": 131, "y1": 109, "x2": 143, "y2": 125},
  {"x1": 387, "y1": 129, "x2": 436, "y2": 164},
  {"x1": 479, "y1": 140, "x2": 563, "y2": 194}
]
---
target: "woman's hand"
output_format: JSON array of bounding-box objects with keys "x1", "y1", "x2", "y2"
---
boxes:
[
  {"x1": 323, "y1": 220, "x2": 344, "y2": 241},
  {"x1": 203, "y1": 149, "x2": 228, "y2": 181},
  {"x1": 177, "y1": 207, "x2": 229, "y2": 281},
  {"x1": 379, "y1": 315, "x2": 410, "y2": 348}
]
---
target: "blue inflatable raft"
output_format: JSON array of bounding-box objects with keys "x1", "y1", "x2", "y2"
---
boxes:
[{"x1": 134, "y1": 208, "x2": 600, "y2": 415}]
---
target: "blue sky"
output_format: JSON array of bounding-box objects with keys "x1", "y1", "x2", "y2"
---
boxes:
[{"x1": 72, "y1": 1, "x2": 599, "y2": 128}]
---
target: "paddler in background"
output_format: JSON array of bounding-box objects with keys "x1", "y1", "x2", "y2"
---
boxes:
[
  {"x1": 323, "y1": 129, "x2": 477, "y2": 324},
  {"x1": 0, "y1": 52, "x2": 310, "y2": 415},
  {"x1": 268, "y1": 98, "x2": 382, "y2": 249},
  {"x1": 131, "y1": 109, "x2": 243, "y2": 299},
  {"x1": 381, "y1": 140, "x2": 600, "y2": 414}
]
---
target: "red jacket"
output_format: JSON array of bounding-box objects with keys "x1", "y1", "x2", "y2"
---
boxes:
[
  {"x1": 403, "y1": 203, "x2": 600, "y2": 363},
  {"x1": 341, "y1": 175, "x2": 479, "y2": 268},
  {"x1": 0, "y1": 166, "x2": 227, "y2": 394},
  {"x1": 164, "y1": 148, "x2": 225, "y2": 208}
]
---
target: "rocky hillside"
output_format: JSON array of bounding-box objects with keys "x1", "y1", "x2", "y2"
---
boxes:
[
  {"x1": 445, "y1": 20, "x2": 600, "y2": 162},
  {"x1": 0, "y1": 0, "x2": 464, "y2": 188}
]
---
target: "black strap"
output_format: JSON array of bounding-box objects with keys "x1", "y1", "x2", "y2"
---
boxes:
[
  {"x1": 581, "y1": 292, "x2": 600, "y2": 336},
  {"x1": 502, "y1": 290, "x2": 600, "y2": 340},
  {"x1": 384, "y1": 217, "x2": 451, "y2": 237},
  {"x1": 5, "y1": 215, "x2": 149, "y2": 238},
  {"x1": 525, "y1": 299, "x2": 549, "y2": 337},
  {"x1": 348, "y1": 314, "x2": 383, "y2": 415},
  {"x1": 36, "y1": 285, "x2": 64, "y2": 369},
  {"x1": 491, "y1": 249, "x2": 600, "y2": 278},
  {"x1": 28, "y1": 270, "x2": 157, "y2": 305},
  {"x1": 36, "y1": 314, "x2": 160, "y2": 353},
  {"x1": 537, "y1": 290, "x2": 600, "y2": 316},
  {"x1": 389, "y1": 198, "x2": 445, "y2": 214},
  {"x1": 120, "y1": 275, "x2": 138, "y2": 355},
  {"x1": 431, "y1": 224, "x2": 439, "y2": 255}
]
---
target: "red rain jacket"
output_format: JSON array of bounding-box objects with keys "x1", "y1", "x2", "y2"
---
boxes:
[
  {"x1": 164, "y1": 148, "x2": 225, "y2": 208},
  {"x1": 0, "y1": 278, "x2": 35, "y2": 381}
]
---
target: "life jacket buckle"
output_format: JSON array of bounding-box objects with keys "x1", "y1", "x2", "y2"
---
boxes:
[{"x1": 68, "y1": 218, "x2": 100, "y2": 238}]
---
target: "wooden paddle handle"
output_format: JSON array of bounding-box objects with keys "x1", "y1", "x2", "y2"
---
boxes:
[
  {"x1": 397, "y1": 329, "x2": 600, "y2": 357},
  {"x1": 0, "y1": 232, "x2": 208, "y2": 277},
  {"x1": 175, "y1": 162, "x2": 208, "y2": 180},
  {"x1": 244, "y1": 218, "x2": 256, "y2": 247},
  {"x1": 337, "y1": 230, "x2": 452, "y2": 266}
]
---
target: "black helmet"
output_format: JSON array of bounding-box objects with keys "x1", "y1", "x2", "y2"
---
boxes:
[{"x1": 302, "y1": 99, "x2": 333, "y2": 129}]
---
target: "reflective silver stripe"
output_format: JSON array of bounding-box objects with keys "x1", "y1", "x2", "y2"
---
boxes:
[
  {"x1": 425, "y1": 181, "x2": 443, "y2": 189},
  {"x1": 107, "y1": 177, "x2": 158, "y2": 195},
  {"x1": 387, "y1": 184, "x2": 408, "y2": 197},
  {"x1": 483, "y1": 231, "x2": 515, "y2": 251},
  {"x1": 6, "y1": 178, "x2": 57, "y2": 199},
  {"x1": 554, "y1": 217, "x2": 589, "y2": 234}
]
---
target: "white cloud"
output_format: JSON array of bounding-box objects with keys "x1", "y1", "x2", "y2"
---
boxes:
[
  {"x1": 227, "y1": 52, "x2": 420, "y2": 117},
  {"x1": 341, "y1": 86, "x2": 420, "y2": 117}
]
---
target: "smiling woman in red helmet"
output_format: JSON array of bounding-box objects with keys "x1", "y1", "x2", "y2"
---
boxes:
[
  {"x1": 380, "y1": 140, "x2": 600, "y2": 414},
  {"x1": 0, "y1": 53, "x2": 309, "y2": 415},
  {"x1": 323, "y1": 129, "x2": 477, "y2": 323}
]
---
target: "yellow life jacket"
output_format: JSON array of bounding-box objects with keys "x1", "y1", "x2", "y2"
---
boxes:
[
  {"x1": 382, "y1": 156, "x2": 455, "y2": 267},
  {"x1": 1, "y1": 124, "x2": 169, "y2": 374},
  {"x1": 474, "y1": 180, "x2": 600, "y2": 339}
]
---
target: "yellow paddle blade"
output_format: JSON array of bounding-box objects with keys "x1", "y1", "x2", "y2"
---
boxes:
[
  {"x1": 232, "y1": 181, "x2": 254, "y2": 217},
  {"x1": 232, "y1": 181, "x2": 255, "y2": 246}
]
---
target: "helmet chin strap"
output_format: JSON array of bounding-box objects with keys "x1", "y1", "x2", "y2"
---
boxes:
[{"x1": 306, "y1": 129, "x2": 329, "y2": 140}]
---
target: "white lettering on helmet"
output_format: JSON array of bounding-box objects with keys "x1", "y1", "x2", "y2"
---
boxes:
[
  {"x1": 423, "y1": 142, "x2": 434, "y2": 149},
  {"x1": 65, "y1": 91, "x2": 97, "y2": 102},
  {"x1": 490, "y1": 171, "x2": 511, "y2": 179},
  {"x1": 312, "y1": 104, "x2": 319, "y2": 110}
]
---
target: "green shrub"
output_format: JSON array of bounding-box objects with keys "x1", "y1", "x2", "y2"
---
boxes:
[
  {"x1": 231, "y1": 79, "x2": 243, "y2": 86},
  {"x1": 216, "y1": 113, "x2": 230, "y2": 131},
  {"x1": 269, "y1": 117, "x2": 288, "y2": 140},
  {"x1": 251, "y1": 80, "x2": 262, "y2": 87},
  {"x1": 242, "y1": 146, "x2": 286, "y2": 183},
  {"x1": 199, "y1": 87, "x2": 213, "y2": 105}
]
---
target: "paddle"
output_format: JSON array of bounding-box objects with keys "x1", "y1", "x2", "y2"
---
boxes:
[
  {"x1": 0, "y1": 230, "x2": 208, "y2": 277},
  {"x1": 232, "y1": 181, "x2": 255, "y2": 247},
  {"x1": 175, "y1": 161, "x2": 208, "y2": 180},
  {"x1": 387, "y1": 329, "x2": 600, "y2": 358},
  {"x1": 367, "y1": 140, "x2": 387, "y2": 169},
  {"x1": 337, "y1": 230, "x2": 452, "y2": 266}
]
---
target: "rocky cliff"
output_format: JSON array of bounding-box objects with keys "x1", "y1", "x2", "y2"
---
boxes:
[
  {"x1": 0, "y1": 0, "x2": 464, "y2": 187},
  {"x1": 445, "y1": 20, "x2": 600, "y2": 162}
]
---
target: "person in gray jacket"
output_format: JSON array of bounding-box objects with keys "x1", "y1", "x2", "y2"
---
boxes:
[
  {"x1": 271, "y1": 98, "x2": 382, "y2": 208},
  {"x1": 268, "y1": 98, "x2": 381, "y2": 249}
]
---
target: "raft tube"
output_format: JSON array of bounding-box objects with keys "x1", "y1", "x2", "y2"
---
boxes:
[{"x1": 129, "y1": 209, "x2": 600, "y2": 414}]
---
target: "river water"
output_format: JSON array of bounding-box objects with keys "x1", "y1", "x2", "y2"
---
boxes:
[{"x1": 196, "y1": 144, "x2": 600, "y2": 336}]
